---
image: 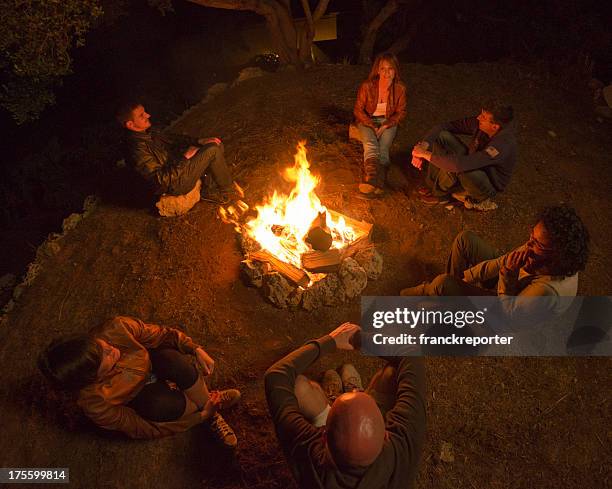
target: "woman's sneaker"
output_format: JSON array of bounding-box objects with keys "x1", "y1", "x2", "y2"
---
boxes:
[
  {"x1": 211, "y1": 389, "x2": 241, "y2": 410},
  {"x1": 206, "y1": 413, "x2": 237, "y2": 448}
]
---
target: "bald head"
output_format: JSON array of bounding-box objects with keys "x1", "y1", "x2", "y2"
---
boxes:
[{"x1": 325, "y1": 392, "x2": 385, "y2": 467}]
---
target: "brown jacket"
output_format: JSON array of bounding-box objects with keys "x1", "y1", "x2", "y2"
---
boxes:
[
  {"x1": 353, "y1": 78, "x2": 407, "y2": 129},
  {"x1": 265, "y1": 335, "x2": 426, "y2": 489},
  {"x1": 77, "y1": 316, "x2": 202, "y2": 439}
]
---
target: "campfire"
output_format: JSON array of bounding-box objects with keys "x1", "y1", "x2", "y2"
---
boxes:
[{"x1": 220, "y1": 142, "x2": 382, "y2": 309}]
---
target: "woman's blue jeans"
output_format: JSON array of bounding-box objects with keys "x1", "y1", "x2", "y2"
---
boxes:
[
  {"x1": 357, "y1": 119, "x2": 397, "y2": 187},
  {"x1": 357, "y1": 122, "x2": 397, "y2": 167}
]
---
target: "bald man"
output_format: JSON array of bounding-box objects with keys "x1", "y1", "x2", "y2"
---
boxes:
[{"x1": 264, "y1": 323, "x2": 426, "y2": 489}]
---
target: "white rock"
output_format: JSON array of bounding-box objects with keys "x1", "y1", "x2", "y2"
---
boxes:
[
  {"x1": 339, "y1": 258, "x2": 367, "y2": 298},
  {"x1": 156, "y1": 179, "x2": 201, "y2": 217},
  {"x1": 204, "y1": 82, "x2": 228, "y2": 103},
  {"x1": 262, "y1": 272, "x2": 294, "y2": 308},
  {"x1": 355, "y1": 248, "x2": 383, "y2": 280},
  {"x1": 233, "y1": 67, "x2": 266, "y2": 86},
  {"x1": 62, "y1": 213, "x2": 82, "y2": 233},
  {"x1": 302, "y1": 274, "x2": 346, "y2": 311},
  {"x1": 348, "y1": 123, "x2": 363, "y2": 142},
  {"x1": 240, "y1": 259, "x2": 268, "y2": 288},
  {"x1": 0, "y1": 274, "x2": 16, "y2": 293}
]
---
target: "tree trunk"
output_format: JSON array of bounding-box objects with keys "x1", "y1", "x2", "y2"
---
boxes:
[
  {"x1": 187, "y1": 0, "x2": 297, "y2": 66},
  {"x1": 388, "y1": 6, "x2": 432, "y2": 56},
  {"x1": 358, "y1": 0, "x2": 400, "y2": 65},
  {"x1": 298, "y1": 0, "x2": 331, "y2": 65}
]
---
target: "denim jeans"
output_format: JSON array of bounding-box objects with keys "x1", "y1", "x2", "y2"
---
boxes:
[
  {"x1": 357, "y1": 118, "x2": 398, "y2": 166},
  {"x1": 425, "y1": 130, "x2": 496, "y2": 201}
]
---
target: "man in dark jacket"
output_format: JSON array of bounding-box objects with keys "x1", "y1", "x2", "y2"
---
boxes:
[
  {"x1": 117, "y1": 102, "x2": 235, "y2": 201},
  {"x1": 264, "y1": 322, "x2": 426, "y2": 489},
  {"x1": 411, "y1": 102, "x2": 517, "y2": 211}
]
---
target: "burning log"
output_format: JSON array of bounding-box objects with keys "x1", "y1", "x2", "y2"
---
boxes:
[
  {"x1": 301, "y1": 249, "x2": 342, "y2": 273},
  {"x1": 305, "y1": 211, "x2": 333, "y2": 251},
  {"x1": 327, "y1": 210, "x2": 373, "y2": 238},
  {"x1": 341, "y1": 235, "x2": 374, "y2": 259},
  {"x1": 249, "y1": 250, "x2": 310, "y2": 288}
]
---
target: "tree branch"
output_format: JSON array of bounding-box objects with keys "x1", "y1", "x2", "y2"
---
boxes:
[
  {"x1": 188, "y1": 0, "x2": 302, "y2": 66},
  {"x1": 312, "y1": 0, "x2": 331, "y2": 22},
  {"x1": 358, "y1": 0, "x2": 400, "y2": 64},
  {"x1": 388, "y1": 4, "x2": 431, "y2": 55}
]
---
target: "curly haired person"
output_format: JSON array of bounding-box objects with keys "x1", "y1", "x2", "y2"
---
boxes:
[{"x1": 400, "y1": 205, "x2": 589, "y2": 318}]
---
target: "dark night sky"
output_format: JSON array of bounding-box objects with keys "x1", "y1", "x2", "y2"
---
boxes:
[{"x1": 1, "y1": 0, "x2": 610, "y2": 174}]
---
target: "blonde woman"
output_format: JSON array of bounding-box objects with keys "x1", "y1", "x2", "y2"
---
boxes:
[{"x1": 353, "y1": 52, "x2": 407, "y2": 197}]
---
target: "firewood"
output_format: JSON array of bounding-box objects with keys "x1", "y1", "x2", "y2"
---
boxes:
[
  {"x1": 306, "y1": 211, "x2": 332, "y2": 251},
  {"x1": 341, "y1": 235, "x2": 374, "y2": 259},
  {"x1": 301, "y1": 249, "x2": 342, "y2": 273},
  {"x1": 249, "y1": 250, "x2": 310, "y2": 287},
  {"x1": 327, "y1": 209, "x2": 373, "y2": 238}
]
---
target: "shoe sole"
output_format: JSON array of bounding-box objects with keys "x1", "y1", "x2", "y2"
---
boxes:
[
  {"x1": 421, "y1": 198, "x2": 450, "y2": 206},
  {"x1": 201, "y1": 197, "x2": 229, "y2": 205},
  {"x1": 355, "y1": 192, "x2": 380, "y2": 201}
]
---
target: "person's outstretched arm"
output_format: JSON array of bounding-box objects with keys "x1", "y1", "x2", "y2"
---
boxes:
[{"x1": 264, "y1": 323, "x2": 360, "y2": 450}]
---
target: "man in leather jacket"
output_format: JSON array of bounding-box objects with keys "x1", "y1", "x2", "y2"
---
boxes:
[{"x1": 117, "y1": 102, "x2": 234, "y2": 199}]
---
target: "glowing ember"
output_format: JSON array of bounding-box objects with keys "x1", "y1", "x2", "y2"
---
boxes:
[{"x1": 220, "y1": 142, "x2": 363, "y2": 271}]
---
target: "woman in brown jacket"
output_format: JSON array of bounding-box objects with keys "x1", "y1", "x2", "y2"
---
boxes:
[
  {"x1": 39, "y1": 316, "x2": 240, "y2": 447},
  {"x1": 353, "y1": 52, "x2": 407, "y2": 197}
]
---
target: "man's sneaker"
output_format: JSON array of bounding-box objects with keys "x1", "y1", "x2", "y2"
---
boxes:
[
  {"x1": 464, "y1": 197, "x2": 498, "y2": 211},
  {"x1": 417, "y1": 186, "x2": 431, "y2": 196},
  {"x1": 358, "y1": 183, "x2": 376, "y2": 194},
  {"x1": 451, "y1": 190, "x2": 469, "y2": 203},
  {"x1": 211, "y1": 389, "x2": 241, "y2": 410},
  {"x1": 340, "y1": 364, "x2": 363, "y2": 393},
  {"x1": 322, "y1": 370, "x2": 343, "y2": 402},
  {"x1": 420, "y1": 194, "x2": 450, "y2": 205},
  {"x1": 207, "y1": 413, "x2": 237, "y2": 448},
  {"x1": 201, "y1": 191, "x2": 230, "y2": 205}
]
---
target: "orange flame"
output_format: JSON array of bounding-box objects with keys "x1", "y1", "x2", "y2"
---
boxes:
[{"x1": 221, "y1": 142, "x2": 360, "y2": 271}]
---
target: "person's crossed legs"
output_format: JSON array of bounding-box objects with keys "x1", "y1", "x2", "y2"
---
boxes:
[
  {"x1": 424, "y1": 131, "x2": 496, "y2": 203},
  {"x1": 401, "y1": 231, "x2": 500, "y2": 296},
  {"x1": 167, "y1": 142, "x2": 233, "y2": 197}
]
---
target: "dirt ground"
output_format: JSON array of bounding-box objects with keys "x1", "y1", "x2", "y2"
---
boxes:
[{"x1": 0, "y1": 63, "x2": 610, "y2": 489}]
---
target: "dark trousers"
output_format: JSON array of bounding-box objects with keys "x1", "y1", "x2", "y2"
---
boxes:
[
  {"x1": 168, "y1": 143, "x2": 232, "y2": 196},
  {"x1": 425, "y1": 131, "x2": 496, "y2": 201},
  {"x1": 423, "y1": 231, "x2": 499, "y2": 296},
  {"x1": 129, "y1": 349, "x2": 199, "y2": 422}
]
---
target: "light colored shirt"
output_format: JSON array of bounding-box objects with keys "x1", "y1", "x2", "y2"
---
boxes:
[{"x1": 373, "y1": 102, "x2": 387, "y2": 116}]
